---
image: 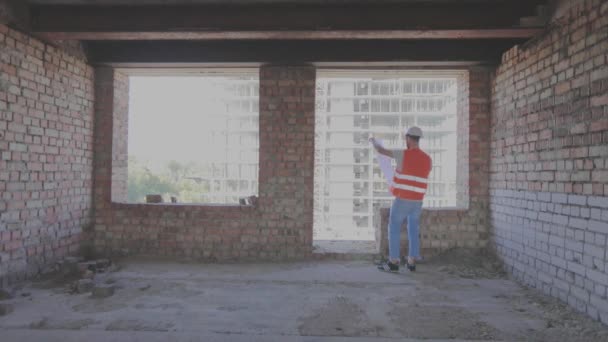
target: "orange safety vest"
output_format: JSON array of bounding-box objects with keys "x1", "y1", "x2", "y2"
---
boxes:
[{"x1": 391, "y1": 148, "x2": 432, "y2": 201}]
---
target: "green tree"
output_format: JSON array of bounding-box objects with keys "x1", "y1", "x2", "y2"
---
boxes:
[
  {"x1": 128, "y1": 156, "x2": 178, "y2": 202},
  {"x1": 128, "y1": 156, "x2": 210, "y2": 203}
]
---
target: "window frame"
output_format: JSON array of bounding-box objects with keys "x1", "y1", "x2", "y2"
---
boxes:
[{"x1": 120, "y1": 68, "x2": 261, "y2": 206}]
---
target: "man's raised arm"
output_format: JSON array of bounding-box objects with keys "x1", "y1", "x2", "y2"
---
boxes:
[{"x1": 369, "y1": 137, "x2": 394, "y2": 158}]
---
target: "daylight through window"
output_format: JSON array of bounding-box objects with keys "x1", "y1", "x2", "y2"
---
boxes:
[
  {"x1": 314, "y1": 70, "x2": 461, "y2": 241},
  {"x1": 127, "y1": 71, "x2": 259, "y2": 204}
]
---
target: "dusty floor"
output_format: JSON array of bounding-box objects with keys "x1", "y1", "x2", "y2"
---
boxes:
[
  {"x1": 313, "y1": 240, "x2": 377, "y2": 254},
  {"x1": 1, "y1": 254, "x2": 608, "y2": 342}
]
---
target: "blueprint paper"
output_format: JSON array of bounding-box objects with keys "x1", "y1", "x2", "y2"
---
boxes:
[{"x1": 375, "y1": 139, "x2": 394, "y2": 188}]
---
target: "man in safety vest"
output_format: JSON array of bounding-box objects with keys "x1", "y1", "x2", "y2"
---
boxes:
[{"x1": 369, "y1": 126, "x2": 432, "y2": 272}]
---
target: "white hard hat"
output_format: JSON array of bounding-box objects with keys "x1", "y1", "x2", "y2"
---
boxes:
[{"x1": 406, "y1": 126, "x2": 423, "y2": 138}]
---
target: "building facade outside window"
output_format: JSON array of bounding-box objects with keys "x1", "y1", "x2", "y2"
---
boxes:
[
  {"x1": 127, "y1": 70, "x2": 259, "y2": 204},
  {"x1": 314, "y1": 70, "x2": 462, "y2": 241}
]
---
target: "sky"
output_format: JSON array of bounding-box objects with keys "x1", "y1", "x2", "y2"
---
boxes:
[{"x1": 128, "y1": 76, "x2": 251, "y2": 170}]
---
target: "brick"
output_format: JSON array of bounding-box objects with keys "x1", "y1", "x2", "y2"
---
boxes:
[
  {"x1": 566, "y1": 240, "x2": 584, "y2": 253},
  {"x1": 555, "y1": 81, "x2": 571, "y2": 94},
  {"x1": 570, "y1": 206, "x2": 581, "y2": 217},
  {"x1": 569, "y1": 217, "x2": 588, "y2": 230},
  {"x1": 567, "y1": 261, "x2": 587, "y2": 276},
  {"x1": 594, "y1": 284, "x2": 607, "y2": 298},
  {"x1": 591, "y1": 208, "x2": 603, "y2": 220},
  {"x1": 589, "y1": 220, "x2": 608, "y2": 234},
  {"x1": 591, "y1": 94, "x2": 608, "y2": 106},
  {"x1": 595, "y1": 233, "x2": 607, "y2": 246},
  {"x1": 591, "y1": 67, "x2": 608, "y2": 82},
  {"x1": 589, "y1": 145, "x2": 608, "y2": 157},
  {"x1": 550, "y1": 235, "x2": 565, "y2": 247},
  {"x1": 538, "y1": 192, "x2": 551, "y2": 202},
  {"x1": 552, "y1": 193, "x2": 568, "y2": 204},
  {"x1": 591, "y1": 294, "x2": 608, "y2": 315},
  {"x1": 592, "y1": 170, "x2": 608, "y2": 182},
  {"x1": 568, "y1": 194, "x2": 587, "y2": 206},
  {"x1": 584, "y1": 243, "x2": 605, "y2": 259},
  {"x1": 589, "y1": 196, "x2": 608, "y2": 208},
  {"x1": 9, "y1": 143, "x2": 27, "y2": 152},
  {"x1": 571, "y1": 285, "x2": 590, "y2": 302},
  {"x1": 539, "y1": 212, "x2": 553, "y2": 222},
  {"x1": 27, "y1": 126, "x2": 44, "y2": 136},
  {"x1": 571, "y1": 171, "x2": 591, "y2": 182},
  {"x1": 591, "y1": 119, "x2": 608, "y2": 132}
]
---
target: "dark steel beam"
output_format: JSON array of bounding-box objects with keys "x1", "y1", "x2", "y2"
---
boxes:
[
  {"x1": 31, "y1": 3, "x2": 543, "y2": 38},
  {"x1": 36, "y1": 28, "x2": 544, "y2": 41},
  {"x1": 85, "y1": 39, "x2": 523, "y2": 65},
  {"x1": 1, "y1": 0, "x2": 30, "y2": 30}
]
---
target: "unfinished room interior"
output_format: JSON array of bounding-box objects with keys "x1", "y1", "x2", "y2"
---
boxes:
[{"x1": 1, "y1": 0, "x2": 608, "y2": 340}]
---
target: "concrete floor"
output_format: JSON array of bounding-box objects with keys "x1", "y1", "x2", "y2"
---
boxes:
[
  {"x1": 313, "y1": 240, "x2": 377, "y2": 254},
  {"x1": 1, "y1": 259, "x2": 607, "y2": 342}
]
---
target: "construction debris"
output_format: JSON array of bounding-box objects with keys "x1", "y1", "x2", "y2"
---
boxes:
[
  {"x1": 238, "y1": 195, "x2": 258, "y2": 206},
  {"x1": 425, "y1": 248, "x2": 506, "y2": 279},
  {"x1": 0, "y1": 303, "x2": 13, "y2": 316},
  {"x1": 55, "y1": 256, "x2": 85, "y2": 276},
  {"x1": 0, "y1": 289, "x2": 12, "y2": 300},
  {"x1": 58, "y1": 258, "x2": 120, "y2": 295},
  {"x1": 91, "y1": 284, "x2": 115, "y2": 299},
  {"x1": 77, "y1": 261, "x2": 97, "y2": 273},
  {"x1": 146, "y1": 194, "x2": 163, "y2": 203},
  {"x1": 75, "y1": 279, "x2": 94, "y2": 294}
]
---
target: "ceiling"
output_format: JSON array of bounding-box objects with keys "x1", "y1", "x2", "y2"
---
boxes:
[
  {"x1": 15, "y1": 0, "x2": 550, "y2": 65},
  {"x1": 25, "y1": 0, "x2": 538, "y2": 4}
]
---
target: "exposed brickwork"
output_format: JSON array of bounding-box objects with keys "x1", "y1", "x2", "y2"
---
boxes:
[
  {"x1": 376, "y1": 68, "x2": 492, "y2": 256},
  {"x1": 0, "y1": 24, "x2": 94, "y2": 286},
  {"x1": 92, "y1": 66, "x2": 315, "y2": 260},
  {"x1": 456, "y1": 71, "x2": 471, "y2": 209},
  {"x1": 111, "y1": 71, "x2": 128, "y2": 203},
  {"x1": 491, "y1": 0, "x2": 608, "y2": 323}
]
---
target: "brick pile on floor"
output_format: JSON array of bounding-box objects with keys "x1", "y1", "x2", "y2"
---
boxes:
[{"x1": 56, "y1": 257, "x2": 119, "y2": 298}]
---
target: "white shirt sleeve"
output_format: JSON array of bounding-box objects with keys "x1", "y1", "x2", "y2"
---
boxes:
[{"x1": 391, "y1": 149, "x2": 405, "y2": 172}]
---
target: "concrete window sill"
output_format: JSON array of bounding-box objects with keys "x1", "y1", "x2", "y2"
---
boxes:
[{"x1": 110, "y1": 202, "x2": 257, "y2": 211}]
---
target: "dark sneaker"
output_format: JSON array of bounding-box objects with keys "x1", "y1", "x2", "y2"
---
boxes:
[
  {"x1": 377, "y1": 261, "x2": 399, "y2": 272},
  {"x1": 406, "y1": 262, "x2": 416, "y2": 272}
]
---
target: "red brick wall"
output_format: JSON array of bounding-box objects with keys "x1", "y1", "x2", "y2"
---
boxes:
[
  {"x1": 376, "y1": 68, "x2": 492, "y2": 256},
  {"x1": 0, "y1": 24, "x2": 94, "y2": 286},
  {"x1": 92, "y1": 65, "x2": 315, "y2": 260},
  {"x1": 111, "y1": 70, "x2": 129, "y2": 203},
  {"x1": 491, "y1": 0, "x2": 608, "y2": 323},
  {"x1": 98, "y1": 65, "x2": 490, "y2": 261}
]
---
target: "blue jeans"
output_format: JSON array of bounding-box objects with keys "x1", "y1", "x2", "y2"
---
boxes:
[{"x1": 388, "y1": 198, "x2": 423, "y2": 261}]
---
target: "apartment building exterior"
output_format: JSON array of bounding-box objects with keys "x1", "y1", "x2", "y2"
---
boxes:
[{"x1": 314, "y1": 71, "x2": 458, "y2": 241}]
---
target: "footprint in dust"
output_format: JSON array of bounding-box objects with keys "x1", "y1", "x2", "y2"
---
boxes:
[
  {"x1": 29, "y1": 317, "x2": 96, "y2": 330},
  {"x1": 72, "y1": 300, "x2": 128, "y2": 313},
  {"x1": 134, "y1": 302, "x2": 184, "y2": 311},
  {"x1": 217, "y1": 305, "x2": 248, "y2": 312},
  {"x1": 105, "y1": 319, "x2": 175, "y2": 332},
  {"x1": 298, "y1": 296, "x2": 376, "y2": 337}
]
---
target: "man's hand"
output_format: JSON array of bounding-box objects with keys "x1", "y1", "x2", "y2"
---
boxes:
[
  {"x1": 369, "y1": 136, "x2": 393, "y2": 158},
  {"x1": 369, "y1": 137, "x2": 379, "y2": 147}
]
